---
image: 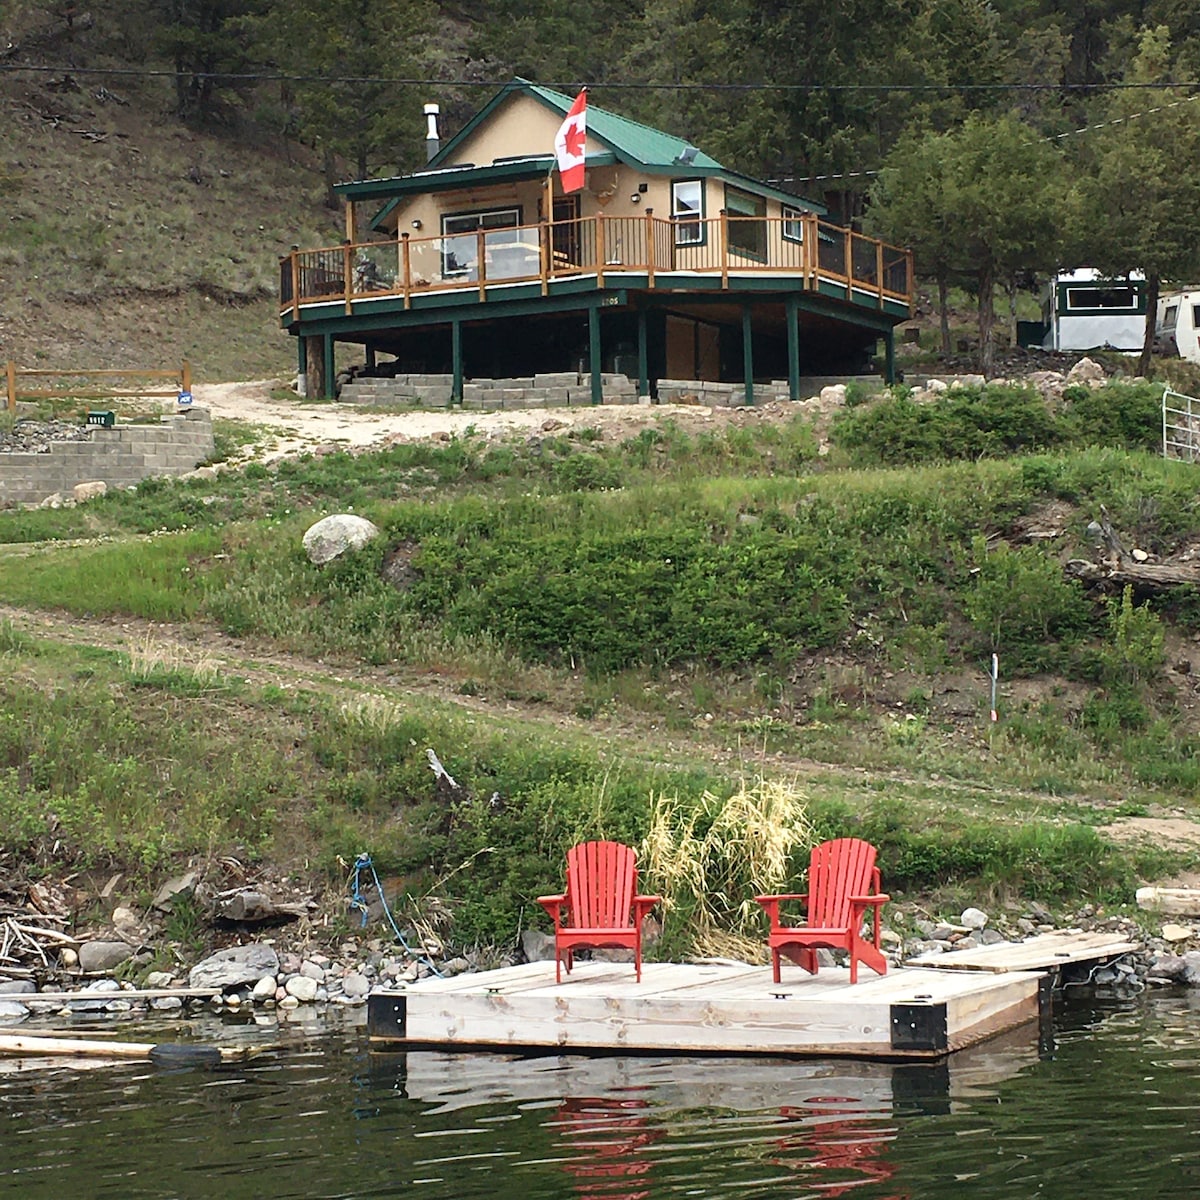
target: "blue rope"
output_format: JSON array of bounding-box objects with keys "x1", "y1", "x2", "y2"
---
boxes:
[{"x1": 348, "y1": 853, "x2": 443, "y2": 977}]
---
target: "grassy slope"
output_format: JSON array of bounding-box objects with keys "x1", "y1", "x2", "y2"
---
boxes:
[{"x1": 0, "y1": 63, "x2": 340, "y2": 380}]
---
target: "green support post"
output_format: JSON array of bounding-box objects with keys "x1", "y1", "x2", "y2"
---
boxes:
[
  {"x1": 322, "y1": 333, "x2": 335, "y2": 400},
  {"x1": 452, "y1": 320, "x2": 463, "y2": 404},
  {"x1": 786, "y1": 295, "x2": 801, "y2": 401},
  {"x1": 296, "y1": 336, "x2": 306, "y2": 384},
  {"x1": 637, "y1": 306, "x2": 649, "y2": 401},
  {"x1": 742, "y1": 303, "x2": 754, "y2": 407},
  {"x1": 589, "y1": 306, "x2": 602, "y2": 405}
]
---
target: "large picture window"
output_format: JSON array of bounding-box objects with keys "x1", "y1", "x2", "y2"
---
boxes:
[
  {"x1": 1064, "y1": 285, "x2": 1138, "y2": 312},
  {"x1": 442, "y1": 207, "x2": 521, "y2": 278},
  {"x1": 725, "y1": 186, "x2": 766, "y2": 260},
  {"x1": 672, "y1": 180, "x2": 705, "y2": 246}
]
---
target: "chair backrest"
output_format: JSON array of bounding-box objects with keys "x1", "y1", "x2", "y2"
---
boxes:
[
  {"x1": 565, "y1": 840, "x2": 638, "y2": 929},
  {"x1": 806, "y1": 838, "x2": 878, "y2": 928}
]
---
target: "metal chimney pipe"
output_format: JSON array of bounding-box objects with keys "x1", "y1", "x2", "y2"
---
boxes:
[{"x1": 424, "y1": 103, "x2": 440, "y2": 161}]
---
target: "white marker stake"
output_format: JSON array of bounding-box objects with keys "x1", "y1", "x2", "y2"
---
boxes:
[{"x1": 990, "y1": 653, "x2": 999, "y2": 723}]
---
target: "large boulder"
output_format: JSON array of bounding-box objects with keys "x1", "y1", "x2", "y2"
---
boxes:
[
  {"x1": 1066, "y1": 357, "x2": 1107, "y2": 388},
  {"x1": 302, "y1": 514, "x2": 381, "y2": 566},
  {"x1": 189, "y1": 943, "x2": 281, "y2": 991}
]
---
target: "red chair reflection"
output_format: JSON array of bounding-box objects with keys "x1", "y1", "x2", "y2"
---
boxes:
[
  {"x1": 774, "y1": 1097, "x2": 906, "y2": 1199},
  {"x1": 555, "y1": 1095, "x2": 662, "y2": 1199}
]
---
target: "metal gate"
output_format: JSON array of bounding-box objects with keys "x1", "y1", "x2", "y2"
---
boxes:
[{"x1": 1163, "y1": 386, "x2": 1200, "y2": 462}]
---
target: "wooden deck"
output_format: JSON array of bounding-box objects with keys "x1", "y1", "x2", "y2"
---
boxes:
[
  {"x1": 907, "y1": 930, "x2": 1139, "y2": 974},
  {"x1": 367, "y1": 960, "x2": 1048, "y2": 1060}
]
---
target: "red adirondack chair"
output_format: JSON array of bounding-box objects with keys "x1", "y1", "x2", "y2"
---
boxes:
[
  {"x1": 537, "y1": 840, "x2": 662, "y2": 984},
  {"x1": 754, "y1": 837, "x2": 890, "y2": 984}
]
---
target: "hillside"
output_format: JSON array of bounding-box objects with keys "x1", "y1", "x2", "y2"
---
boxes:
[{"x1": 0, "y1": 54, "x2": 339, "y2": 379}]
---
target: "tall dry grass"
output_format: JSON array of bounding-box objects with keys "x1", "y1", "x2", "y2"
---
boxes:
[{"x1": 640, "y1": 775, "x2": 814, "y2": 960}]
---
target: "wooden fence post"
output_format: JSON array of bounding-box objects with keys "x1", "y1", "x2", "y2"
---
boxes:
[
  {"x1": 5, "y1": 360, "x2": 15, "y2": 412},
  {"x1": 720, "y1": 210, "x2": 729, "y2": 288},
  {"x1": 596, "y1": 213, "x2": 606, "y2": 289},
  {"x1": 645, "y1": 208, "x2": 655, "y2": 287},
  {"x1": 342, "y1": 240, "x2": 353, "y2": 314},
  {"x1": 401, "y1": 233, "x2": 412, "y2": 310}
]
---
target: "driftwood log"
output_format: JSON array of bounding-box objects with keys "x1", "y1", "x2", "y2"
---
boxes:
[{"x1": 1065, "y1": 506, "x2": 1200, "y2": 593}]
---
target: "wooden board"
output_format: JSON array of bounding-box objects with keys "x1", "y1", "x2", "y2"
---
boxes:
[
  {"x1": 907, "y1": 930, "x2": 1138, "y2": 974},
  {"x1": 368, "y1": 960, "x2": 1045, "y2": 1060}
]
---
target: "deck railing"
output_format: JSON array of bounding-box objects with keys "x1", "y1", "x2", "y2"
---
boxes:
[{"x1": 279, "y1": 213, "x2": 912, "y2": 316}]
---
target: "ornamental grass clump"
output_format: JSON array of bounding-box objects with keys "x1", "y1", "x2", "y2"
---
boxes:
[{"x1": 640, "y1": 775, "x2": 814, "y2": 960}]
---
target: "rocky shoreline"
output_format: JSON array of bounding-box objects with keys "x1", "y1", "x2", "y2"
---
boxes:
[{"x1": 2, "y1": 897, "x2": 1199, "y2": 1028}]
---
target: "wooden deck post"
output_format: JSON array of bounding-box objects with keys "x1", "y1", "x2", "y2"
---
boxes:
[
  {"x1": 539, "y1": 217, "x2": 550, "y2": 297},
  {"x1": 596, "y1": 213, "x2": 606, "y2": 289},
  {"x1": 401, "y1": 233, "x2": 412, "y2": 310},
  {"x1": 645, "y1": 208, "x2": 655, "y2": 287},
  {"x1": 343, "y1": 240, "x2": 353, "y2": 314},
  {"x1": 588, "y1": 306, "x2": 602, "y2": 405},
  {"x1": 720, "y1": 210, "x2": 729, "y2": 289},
  {"x1": 876, "y1": 240, "x2": 885, "y2": 306},
  {"x1": 844, "y1": 227, "x2": 853, "y2": 290},
  {"x1": 637, "y1": 304, "x2": 649, "y2": 400},
  {"x1": 451, "y1": 319, "x2": 463, "y2": 404},
  {"x1": 477, "y1": 228, "x2": 487, "y2": 301},
  {"x1": 304, "y1": 336, "x2": 324, "y2": 402},
  {"x1": 5, "y1": 359, "x2": 16, "y2": 412},
  {"x1": 742, "y1": 302, "x2": 754, "y2": 406},
  {"x1": 290, "y1": 248, "x2": 300, "y2": 320},
  {"x1": 786, "y1": 295, "x2": 801, "y2": 401}
]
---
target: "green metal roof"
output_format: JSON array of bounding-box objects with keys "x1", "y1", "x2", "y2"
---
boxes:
[{"x1": 343, "y1": 79, "x2": 826, "y2": 225}]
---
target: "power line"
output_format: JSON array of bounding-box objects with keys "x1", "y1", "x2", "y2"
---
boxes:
[{"x1": 5, "y1": 62, "x2": 1200, "y2": 92}]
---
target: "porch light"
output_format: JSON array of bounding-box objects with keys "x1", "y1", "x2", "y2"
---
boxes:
[{"x1": 411, "y1": 219, "x2": 423, "y2": 230}]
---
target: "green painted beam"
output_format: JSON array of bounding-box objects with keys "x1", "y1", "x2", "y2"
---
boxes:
[
  {"x1": 786, "y1": 294, "x2": 800, "y2": 401},
  {"x1": 452, "y1": 320, "x2": 463, "y2": 403},
  {"x1": 589, "y1": 307, "x2": 602, "y2": 405},
  {"x1": 742, "y1": 303, "x2": 754, "y2": 407}
]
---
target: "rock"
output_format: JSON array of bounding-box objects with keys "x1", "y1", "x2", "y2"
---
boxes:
[
  {"x1": 1162, "y1": 923, "x2": 1194, "y2": 942},
  {"x1": 68, "y1": 979, "x2": 123, "y2": 1011},
  {"x1": 151, "y1": 996, "x2": 184, "y2": 1011},
  {"x1": 521, "y1": 929, "x2": 556, "y2": 963},
  {"x1": 441, "y1": 957, "x2": 470, "y2": 977},
  {"x1": 285, "y1": 975, "x2": 319, "y2": 1003},
  {"x1": 144, "y1": 971, "x2": 175, "y2": 989},
  {"x1": 1182, "y1": 951, "x2": 1200, "y2": 986},
  {"x1": 879, "y1": 928, "x2": 902, "y2": 948},
  {"x1": 252, "y1": 975, "x2": 278, "y2": 1002},
  {"x1": 979, "y1": 928, "x2": 1006, "y2": 945},
  {"x1": 72, "y1": 480, "x2": 108, "y2": 503},
  {"x1": 299, "y1": 959, "x2": 326, "y2": 982},
  {"x1": 111, "y1": 905, "x2": 141, "y2": 937},
  {"x1": 78, "y1": 940, "x2": 134, "y2": 973},
  {"x1": 152, "y1": 871, "x2": 199, "y2": 910},
  {"x1": 59, "y1": 947, "x2": 78, "y2": 968},
  {"x1": 302, "y1": 514, "x2": 381, "y2": 566},
  {"x1": 1028, "y1": 903, "x2": 1054, "y2": 924},
  {"x1": 341, "y1": 972, "x2": 370, "y2": 999},
  {"x1": 1066, "y1": 357, "x2": 1107, "y2": 387},
  {"x1": 1137, "y1": 886, "x2": 1200, "y2": 917},
  {"x1": 930, "y1": 923, "x2": 966, "y2": 941},
  {"x1": 189, "y1": 944, "x2": 280, "y2": 991},
  {"x1": 1147, "y1": 953, "x2": 1189, "y2": 983},
  {"x1": 956, "y1": 936, "x2": 980, "y2": 951},
  {"x1": 0, "y1": 980, "x2": 36, "y2": 995},
  {"x1": 278, "y1": 994, "x2": 300, "y2": 1011},
  {"x1": 0, "y1": 1001, "x2": 30, "y2": 1022},
  {"x1": 961, "y1": 907, "x2": 988, "y2": 930},
  {"x1": 819, "y1": 384, "x2": 846, "y2": 406}
]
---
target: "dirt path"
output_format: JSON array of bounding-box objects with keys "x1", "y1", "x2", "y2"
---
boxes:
[{"x1": 191, "y1": 379, "x2": 780, "y2": 462}]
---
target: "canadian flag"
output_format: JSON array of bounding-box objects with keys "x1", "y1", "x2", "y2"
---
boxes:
[{"x1": 554, "y1": 89, "x2": 587, "y2": 193}]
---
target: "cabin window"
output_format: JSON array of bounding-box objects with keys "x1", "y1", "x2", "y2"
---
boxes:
[
  {"x1": 441, "y1": 207, "x2": 521, "y2": 277},
  {"x1": 1064, "y1": 285, "x2": 1138, "y2": 311},
  {"x1": 782, "y1": 206, "x2": 805, "y2": 243},
  {"x1": 672, "y1": 180, "x2": 705, "y2": 246},
  {"x1": 725, "y1": 186, "x2": 767, "y2": 260}
]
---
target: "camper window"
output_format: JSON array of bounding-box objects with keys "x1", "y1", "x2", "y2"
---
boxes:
[
  {"x1": 1191, "y1": 304, "x2": 1200, "y2": 327},
  {"x1": 1164, "y1": 305, "x2": 1179, "y2": 327},
  {"x1": 1065, "y1": 285, "x2": 1138, "y2": 311}
]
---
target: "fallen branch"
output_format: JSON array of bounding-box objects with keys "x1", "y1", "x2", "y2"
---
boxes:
[{"x1": 1065, "y1": 505, "x2": 1200, "y2": 593}]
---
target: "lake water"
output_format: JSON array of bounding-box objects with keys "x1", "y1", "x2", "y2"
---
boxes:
[{"x1": 1, "y1": 990, "x2": 1197, "y2": 1199}]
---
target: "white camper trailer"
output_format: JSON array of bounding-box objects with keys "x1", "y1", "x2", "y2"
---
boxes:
[
  {"x1": 1041, "y1": 269, "x2": 1148, "y2": 352},
  {"x1": 1155, "y1": 292, "x2": 1200, "y2": 364}
]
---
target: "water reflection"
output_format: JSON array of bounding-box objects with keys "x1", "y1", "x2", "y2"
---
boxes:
[{"x1": 0, "y1": 995, "x2": 1198, "y2": 1198}]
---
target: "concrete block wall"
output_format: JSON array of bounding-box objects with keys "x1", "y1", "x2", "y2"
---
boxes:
[
  {"x1": 341, "y1": 373, "x2": 642, "y2": 410},
  {"x1": 0, "y1": 409, "x2": 215, "y2": 508}
]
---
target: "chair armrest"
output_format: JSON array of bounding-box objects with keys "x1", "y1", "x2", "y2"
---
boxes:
[
  {"x1": 632, "y1": 894, "x2": 662, "y2": 920},
  {"x1": 848, "y1": 893, "x2": 890, "y2": 906},
  {"x1": 754, "y1": 893, "x2": 808, "y2": 929},
  {"x1": 536, "y1": 893, "x2": 568, "y2": 929}
]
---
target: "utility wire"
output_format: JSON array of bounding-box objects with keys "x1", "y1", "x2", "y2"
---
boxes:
[{"x1": 6, "y1": 62, "x2": 1200, "y2": 91}]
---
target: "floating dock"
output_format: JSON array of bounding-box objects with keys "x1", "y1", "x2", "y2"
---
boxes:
[
  {"x1": 907, "y1": 930, "x2": 1139, "y2": 974},
  {"x1": 367, "y1": 960, "x2": 1050, "y2": 1059}
]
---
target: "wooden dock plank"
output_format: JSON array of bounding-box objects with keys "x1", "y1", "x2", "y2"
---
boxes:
[
  {"x1": 370, "y1": 961, "x2": 1045, "y2": 1059},
  {"x1": 908, "y1": 930, "x2": 1138, "y2": 973}
]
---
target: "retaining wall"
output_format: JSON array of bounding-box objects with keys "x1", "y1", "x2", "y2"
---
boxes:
[{"x1": 0, "y1": 409, "x2": 215, "y2": 508}]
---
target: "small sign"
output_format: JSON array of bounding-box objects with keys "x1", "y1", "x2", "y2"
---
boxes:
[
  {"x1": 86, "y1": 410, "x2": 115, "y2": 427},
  {"x1": 177, "y1": 390, "x2": 193, "y2": 407}
]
